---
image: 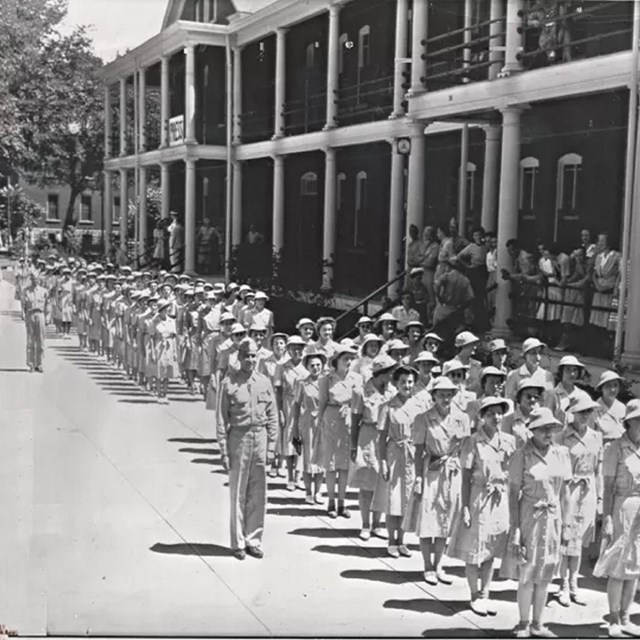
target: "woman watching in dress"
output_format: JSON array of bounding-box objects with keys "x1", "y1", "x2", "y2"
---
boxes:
[
  {"x1": 595, "y1": 370, "x2": 626, "y2": 445},
  {"x1": 448, "y1": 396, "x2": 515, "y2": 616}
]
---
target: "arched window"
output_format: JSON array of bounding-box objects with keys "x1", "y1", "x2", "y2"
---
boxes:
[
  {"x1": 354, "y1": 171, "x2": 367, "y2": 247},
  {"x1": 466, "y1": 162, "x2": 476, "y2": 214},
  {"x1": 519, "y1": 156, "x2": 539, "y2": 216},
  {"x1": 358, "y1": 26, "x2": 371, "y2": 69},
  {"x1": 306, "y1": 42, "x2": 316, "y2": 69},
  {"x1": 207, "y1": 0, "x2": 218, "y2": 22},
  {"x1": 337, "y1": 172, "x2": 347, "y2": 211},
  {"x1": 557, "y1": 153, "x2": 582, "y2": 213},
  {"x1": 195, "y1": 0, "x2": 203, "y2": 22},
  {"x1": 339, "y1": 33, "x2": 349, "y2": 75},
  {"x1": 300, "y1": 172, "x2": 318, "y2": 197}
]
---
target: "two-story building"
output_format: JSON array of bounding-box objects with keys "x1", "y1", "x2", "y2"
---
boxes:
[{"x1": 100, "y1": 0, "x2": 640, "y2": 366}]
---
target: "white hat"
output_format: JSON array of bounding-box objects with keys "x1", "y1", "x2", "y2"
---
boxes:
[
  {"x1": 424, "y1": 332, "x2": 443, "y2": 344},
  {"x1": 443, "y1": 360, "x2": 469, "y2": 376},
  {"x1": 454, "y1": 331, "x2": 479, "y2": 349},
  {"x1": 413, "y1": 351, "x2": 440, "y2": 366},
  {"x1": 624, "y1": 402, "x2": 640, "y2": 423},
  {"x1": 596, "y1": 370, "x2": 624, "y2": 389},
  {"x1": 430, "y1": 376, "x2": 459, "y2": 393},
  {"x1": 356, "y1": 316, "x2": 373, "y2": 326},
  {"x1": 254, "y1": 291, "x2": 269, "y2": 301},
  {"x1": 479, "y1": 396, "x2": 510, "y2": 414},
  {"x1": 528, "y1": 407, "x2": 562, "y2": 430},
  {"x1": 377, "y1": 312, "x2": 397, "y2": 324},
  {"x1": 558, "y1": 355, "x2": 585, "y2": 370},
  {"x1": 522, "y1": 337, "x2": 547, "y2": 354},
  {"x1": 569, "y1": 396, "x2": 598, "y2": 414},
  {"x1": 487, "y1": 338, "x2": 508, "y2": 353},
  {"x1": 296, "y1": 317, "x2": 315, "y2": 330}
]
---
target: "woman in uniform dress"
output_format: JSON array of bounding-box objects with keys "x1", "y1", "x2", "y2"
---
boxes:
[
  {"x1": 448, "y1": 396, "x2": 515, "y2": 616},
  {"x1": 353, "y1": 316, "x2": 374, "y2": 347},
  {"x1": 486, "y1": 338, "x2": 509, "y2": 373},
  {"x1": 309, "y1": 317, "x2": 339, "y2": 363},
  {"x1": 505, "y1": 337, "x2": 555, "y2": 401},
  {"x1": 251, "y1": 292, "x2": 274, "y2": 338},
  {"x1": 74, "y1": 271, "x2": 88, "y2": 351},
  {"x1": 315, "y1": 345, "x2": 360, "y2": 518},
  {"x1": 59, "y1": 267, "x2": 74, "y2": 338},
  {"x1": 350, "y1": 354, "x2": 396, "y2": 541},
  {"x1": 423, "y1": 332, "x2": 444, "y2": 357},
  {"x1": 144, "y1": 295, "x2": 159, "y2": 394},
  {"x1": 502, "y1": 407, "x2": 570, "y2": 639},
  {"x1": 502, "y1": 379, "x2": 545, "y2": 449},
  {"x1": 274, "y1": 336, "x2": 308, "y2": 492},
  {"x1": 410, "y1": 376, "x2": 471, "y2": 585},
  {"x1": 557, "y1": 247, "x2": 589, "y2": 351},
  {"x1": 153, "y1": 299, "x2": 179, "y2": 404},
  {"x1": 465, "y1": 367, "x2": 509, "y2": 430},
  {"x1": 546, "y1": 355, "x2": 591, "y2": 426},
  {"x1": 353, "y1": 333, "x2": 384, "y2": 381},
  {"x1": 292, "y1": 352, "x2": 326, "y2": 504},
  {"x1": 595, "y1": 370, "x2": 626, "y2": 445},
  {"x1": 412, "y1": 351, "x2": 440, "y2": 411},
  {"x1": 296, "y1": 318, "x2": 316, "y2": 347},
  {"x1": 377, "y1": 365, "x2": 421, "y2": 558},
  {"x1": 594, "y1": 402, "x2": 640, "y2": 638},
  {"x1": 260, "y1": 333, "x2": 289, "y2": 382},
  {"x1": 555, "y1": 396, "x2": 603, "y2": 608},
  {"x1": 443, "y1": 360, "x2": 477, "y2": 418}
]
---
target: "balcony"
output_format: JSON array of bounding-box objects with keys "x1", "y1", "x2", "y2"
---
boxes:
[
  {"x1": 335, "y1": 74, "x2": 394, "y2": 127},
  {"x1": 282, "y1": 92, "x2": 326, "y2": 136},
  {"x1": 239, "y1": 109, "x2": 273, "y2": 144}
]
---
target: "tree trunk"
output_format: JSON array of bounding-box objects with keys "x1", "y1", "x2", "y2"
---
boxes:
[{"x1": 63, "y1": 187, "x2": 80, "y2": 229}]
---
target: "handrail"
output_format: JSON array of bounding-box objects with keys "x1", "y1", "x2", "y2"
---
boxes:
[
  {"x1": 334, "y1": 270, "x2": 406, "y2": 327},
  {"x1": 424, "y1": 16, "x2": 505, "y2": 45}
]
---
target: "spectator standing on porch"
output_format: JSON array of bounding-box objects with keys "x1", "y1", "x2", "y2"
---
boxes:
[
  {"x1": 406, "y1": 224, "x2": 425, "y2": 273},
  {"x1": 590, "y1": 233, "x2": 620, "y2": 334},
  {"x1": 168, "y1": 211, "x2": 185, "y2": 272}
]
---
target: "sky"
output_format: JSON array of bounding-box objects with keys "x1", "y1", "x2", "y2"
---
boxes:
[{"x1": 60, "y1": 0, "x2": 167, "y2": 62}]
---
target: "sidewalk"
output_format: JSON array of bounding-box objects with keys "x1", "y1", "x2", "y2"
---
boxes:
[{"x1": 0, "y1": 279, "x2": 624, "y2": 637}]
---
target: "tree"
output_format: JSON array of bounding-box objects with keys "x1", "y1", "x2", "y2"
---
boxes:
[
  {"x1": 0, "y1": 184, "x2": 44, "y2": 237},
  {"x1": 16, "y1": 28, "x2": 105, "y2": 228}
]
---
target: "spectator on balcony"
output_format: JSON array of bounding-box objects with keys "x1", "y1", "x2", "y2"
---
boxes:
[
  {"x1": 557, "y1": 247, "x2": 589, "y2": 351},
  {"x1": 406, "y1": 224, "x2": 425, "y2": 273},
  {"x1": 580, "y1": 228, "x2": 597, "y2": 262},
  {"x1": 449, "y1": 217, "x2": 468, "y2": 254},
  {"x1": 435, "y1": 225, "x2": 455, "y2": 281},
  {"x1": 153, "y1": 219, "x2": 168, "y2": 267},
  {"x1": 407, "y1": 268, "x2": 428, "y2": 325},
  {"x1": 421, "y1": 226, "x2": 440, "y2": 324},
  {"x1": 197, "y1": 217, "x2": 216, "y2": 274},
  {"x1": 528, "y1": 0, "x2": 572, "y2": 64},
  {"x1": 590, "y1": 233, "x2": 621, "y2": 334},
  {"x1": 457, "y1": 226, "x2": 489, "y2": 332},
  {"x1": 168, "y1": 211, "x2": 184, "y2": 273},
  {"x1": 246, "y1": 224, "x2": 265, "y2": 246}
]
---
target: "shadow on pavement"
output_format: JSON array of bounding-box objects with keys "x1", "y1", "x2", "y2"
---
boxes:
[
  {"x1": 384, "y1": 597, "x2": 468, "y2": 616},
  {"x1": 169, "y1": 437, "x2": 217, "y2": 444},
  {"x1": 269, "y1": 496, "x2": 308, "y2": 506},
  {"x1": 0, "y1": 367, "x2": 31, "y2": 373},
  {"x1": 178, "y1": 447, "x2": 218, "y2": 455},
  {"x1": 269, "y1": 507, "x2": 325, "y2": 517},
  {"x1": 150, "y1": 542, "x2": 232, "y2": 557},
  {"x1": 311, "y1": 544, "x2": 388, "y2": 559},
  {"x1": 341, "y1": 568, "x2": 423, "y2": 585},
  {"x1": 421, "y1": 628, "x2": 493, "y2": 638},
  {"x1": 191, "y1": 457, "x2": 223, "y2": 466},
  {"x1": 289, "y1": 527, "x2": 358, "y2": 539}
]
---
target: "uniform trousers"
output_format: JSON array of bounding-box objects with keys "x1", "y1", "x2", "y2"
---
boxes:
[
  {"x1": 228, "y1": 424, "x2": 268, "y2": 550},
  {"x1": 26, "y1": 311, "x2": 45, "y2": 368}
]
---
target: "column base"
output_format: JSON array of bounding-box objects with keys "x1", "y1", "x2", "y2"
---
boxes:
[
  {"x1": 406, "y1": 86, "x2": 425, "y2": 98},
  {"x1": 621, "y1": 351, "x2": 640, "y2": 370},
  {"x1": 388, "y1": 111, "x2": 405, "y2": 120},
  {"x1": 497, "y1": 66, "x2": 522, "y2": 79},
  {"x1": 184, "y1": 138, "x2": 197, "y2": 146},
  {"x1": 322, "y1": 123, "x2": 337, "y2": 131},
  {"x1": 271, "y1": 134, "x2": 283, "y2": 141},
  {"x1": 490, "y1": 325, "x2": 512, "y2": 339}
]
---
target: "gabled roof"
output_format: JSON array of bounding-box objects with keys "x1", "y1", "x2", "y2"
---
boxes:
[
  {"x1": 231, "y1": 0, "x2": 278, "y2": 14},
  {"x1": 162, "y1": 0, "x2": 278, "y2": 29},
  {"x1": 162, "y1": 0, "x2": 187, "y2": 29}
]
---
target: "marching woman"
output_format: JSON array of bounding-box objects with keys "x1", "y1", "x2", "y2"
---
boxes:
[
  {"x1": 309, "y1": 317, "x2": 339, "y2": 362},
  {"x1": 144, "y1": 295, "x2": 160, "y2": 395},
  {"x1": 502, "y1": 407, "x2": 570, "y2": 639},
  {"x1": 486, "y1": 338, "x2": 510, "y2": 372},
  {"x1": 502, "y1": 379, "x2": 545, "y2": 449},
  {"x1": 447, "y1": 396, "x2": 516, "y2": 616},
  {"x1": 443, "y1": 360, "x2": 477, "y2": 417},
  {"x1": 296, "y1": 318, "x2": 316, "y2": 347},
  {"x1": 153, "y1": 299, "x2": 180, "y2": 404},
  {"x1": 274, "y1": 336, "x2": 308, "y2": 492},
  {"x1": 466, "y1": 366, "x2": 509, "y2": 430},
  {"x1": 377, "y1": 312, "x2": 399, "y2": 343},
  {"x1": 386, "y1": 339, "x2": 409, "y2": 365},
  {"x1": 350, "y1": 354, "x2": 397, "y2": 541},
  {"x1": 452, "y1": 331, "x2": 482, "y2": 395},
  {"x1": 594, "y1": 402, "x2": 640, "y2": 639},
  {"x1": 410, "y1": 376, "x2": 471, "y2": 585},
  {"x1": 413, "y1": 351, "x2": 440, "y2": 411},
  {"x1": 58, "y1": 267, "x2": 74, "y2": 338},
  {"x1": 595, "y1": 370, "x2": 626, "y2": 444},
  {"x1": 505, "y1": 338, "x2": 555, "y2": 401},
  {"x1": 555, "y1": 396, "x2": 603, "y2": 608},
  {"x1": 353, "y1": 333, "x2": 384, "y2": 381},
  {"x1": 546, "y1": 355, "x2": 591, "y2": 426},
  {"x1": 291, "y1": 351, "x2": 326, "y2": 504},
  {"x1": 259, "y1": 332, "x2": 289, "y2": 382},
  {"x1": 405, "y1": 321, "x2": 425, "y2": 365},
  {"x1": 353, "y1": 316, "x2": 374, "y2": 347},
  {"x1": 423, "y1": 332, "x2": 444, "y2": 357},
  {"x1": 315, "y1": 345, "x2": 360, "y2": 518},
  {"x1": 378, "y1": 365, "x2": 421, "y2": 557}
]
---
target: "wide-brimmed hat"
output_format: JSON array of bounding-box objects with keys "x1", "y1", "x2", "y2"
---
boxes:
[
  {"x1": 316, "y1": 316, "x2": 336, "y2": 332},
  {"x1": 392, "y1": 364, "x2": 419, "y2": 382},
  {"x1": 231, "y1": 323, "x2": 247, "y2": 335},
  {"x1": 569, "y1": 396, "x2": 598, "y2": 414},
  {"x1": 219, "y1": 311, "x2": 235, "y2": 324},
  {"x1": 522, "y1": 337, "x2": 547, "y2": 354},
  {"x1": 356, "y1": 316, "x2": 373, "y2": 326},
  {"x1": 558, "y1": 355, "x2": 585, "y2": 370},
  {"x1": 377, "y1": 312, "x2": 397, "y2": 325},
  {"x1": 386, "y1": 338, "x2": 409, "y2": 352},
  {"x1": 360, "y1": 333, "x2": 384, "y2": 350},
  {"x1": 254, "y1": 291, "x2": 269, "y2": 301},
  {"x1": 423, "y1": 332, "x2": 443, "y2": 344},
  {"x1": 302, "y1": 350, "x2": 327, "y2": 367},
  {"x1": 238, "y1": 284, "x2": 251, "y2": 294},
  {"x1": 481, "y1": 366, "x2": 507, "y2": 382},
  {"x1": 516, "y1": 378, "x2": 546, "y2": 397},
  {"x1": 371, "y1": 354, "x2": 397, "y2": 376},
  {"x1": 528, "y1": 407, "x2": 562, "y2": 431},
  {"x1": 405, "y1": 320, "x2": 425, "y2": 332},
  {"x1": 296, "y1": 317, "x2": 315, "y2": 330},
  {"x1": 479, "y1": 396, "x2": 510, "y2": 415},
  {"x1": 286, "y1": 335, "x2": 307, "y2": 349},
  {"x1": 413, "y1": 351, "x2": 440, "y2": 366},
  {"x1": 331, "y1": 345, "x2": 357, "y2": 365},
  {"x1": 270, "y1": 332, "x2": 288, "y2": 345},
  {"x1": 487, "y1": 338, "x2": 508, "y2": 353},
  {"x1": 430, "y1": 376, "x2": 459, "y2": 393},
  {"x1": 623, "y1": 402, "x2": 640, "y2": 424},
  {"x1": 455, "y1": 331, "x2": 479, "y2": 349},
  {"x1": 596, "y1": 370, "x2": 624, "y2": 390},
  {"x1": 443, "y1": 360, "x2": 469, "y2": 376},
  {"x1": 249, "y1": 322, "x2": 268, "y2": 334}
]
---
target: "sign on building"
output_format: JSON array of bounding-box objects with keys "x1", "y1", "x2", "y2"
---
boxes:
[{"x1": 168, "y1": 115, "x2": 185, "y2": 146}]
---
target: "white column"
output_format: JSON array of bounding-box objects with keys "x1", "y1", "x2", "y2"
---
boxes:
[
  {"x1": 104, "y1": 86, "x2": 112, "y2": 158},
  {"x1": 139, "y1": 166, "x2": 147, "y2": 262},
  {"x1": 184, "y1": 45, "x2": 197, "y2": 144},
  {"x1": 494, "y1": 106, "x2": 522, "y2": 336},
  {"x1": 119, "y1": 168, "x2": 128, "y2": 251},
  {"x1": 458, "y1": 124, "x2": 469, "y2": 236},
  {"x1": 322, "y1": 148, "x2": 337, "y2": 288},
  {"x1": 324, "y1": 4, "x2": 340, "y2": 130},
  {"x1": 119, "y1": 77, "x2": 127, "y2": 156},
  {"x1": 272, "y1": 155, "x2": 285, "y2": 253},
  {"x1": 405, "y1": 126, "x2": 426, "y2": 260},
  {"x1": 408, "y1": 0, "x2": 428, "y2": 95},
  {"x1": 273, "y1": 29, "x2": 286, "y2": 139},
  {"x1": 488, "y1": 0, "x2": 505, "y2": 80},
  {"x1": 232, "y1": 161, "x2": 243, "y2": 246},
  {"x1": 104, "y1": 170, "x2": 113, "y2": 255},
  {"x1": 159, "y1": 163, "x2": 169, "y2": 260},
  {"x1": 138, "y1": 68, "x2": 146, "y2": 152},
  {"x1": 387, "y1": 142, "x2": 405, "y2": 294},
  {"x1": 481, "y1": 124, "x2": 501, "y2": 231},
  {"x1": 161, "y1": 56, "x2": 170, "y2": 148},
  {"x1": 391, "y1": 0, "x2": 409, "y2": 118},
  {"x1": 233, "y1": 47, "x2": 242, "y2": 143},
  {"x1": 502, "y1": 0, "x2": 524, "y2": 76},
  {"x1": 184, "y1": 159, "x2": 196, "y2": 272}
]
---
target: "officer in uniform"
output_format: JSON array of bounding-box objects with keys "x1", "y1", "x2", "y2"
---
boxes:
[
  {"x1": 23, "y1": 273, "x2": 49, "y2": 372},
  {"x1": 217, "y1": 338, "x2": 278, "y2": 560}
]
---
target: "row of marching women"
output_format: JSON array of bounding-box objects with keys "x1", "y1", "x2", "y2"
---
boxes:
[{"x1": 14, "y1": 255, "x2": 640, "y2": 639}]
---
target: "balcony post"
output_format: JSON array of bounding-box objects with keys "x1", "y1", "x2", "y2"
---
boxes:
[
  {"x1": 273, "y1": 29, "x2": 286, "y2": 139},
  {"x1": 184, "y1": 45, "x2": 197, "y2": 144},
  {"x1": 324, "y1": 4, "x2": 341, "y2": 130},
  {"x1": 272, "y1": 155, "x2": 285, "y2": 252},
  {"x1": 405, "y1": 125, "x2": 426, "y2": 262},
  {"x1": 104, "y1": 170, "x2": 113, "y2": 256},
  {"x1": 481, "y1": 124, "x2": 501, "y2": 231},
  {"x1": 387, "y1": 140, "x2": 405, "y2": 296},
  {"x1": 138, "y1": 68, "x2": 146, "y2": 152},
  {"x1": 390, "y1": 0, "x2": 409, "y2": 118},
  {"x1": 488, "y1": 0, "x2": 505, "y2": 80},
  {"x1": 232, "y1": 161, "x2": 243, "y2": 247},
  {"x1": 161, "y1": 56, "x2": 170, "y2": 148},
  {"x1": 119, "y1": 77, "x2": 127, "y2": 156},
  {"x1": 501, "y1": 0, "x2": 524, "y2": 76},
  {"x1": 233, "y1": 47, "x2": 242, "y2": 144},
  {"x1": 184, "y1": 159, "x2": 196, "y2": 272},
  {"x1": 139, "y1": 165, "x2": 147, "y2": 263},
  {"x1": 104, "y1": 85, "x2": 112, "y2": 158},
  {"x1": 322, "y1": 148, "x2": 337, "y2": 288},
  {"x1": 458, "y1": 124, "x2": 470, "y2": 236},
  {"x1": 494, "y1": 106, "x2": 523, "y2": 337},
  {"x1": 119, "y1": 168, "x2": 128, "y2": 251},
  {"x1": 408, "y1": 0, "x2": 428, "y2": 95}
]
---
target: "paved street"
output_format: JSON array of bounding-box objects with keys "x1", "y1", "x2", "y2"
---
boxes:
[{"x1": 0, "y1": 275, "x2": 635, "y2": 638}]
